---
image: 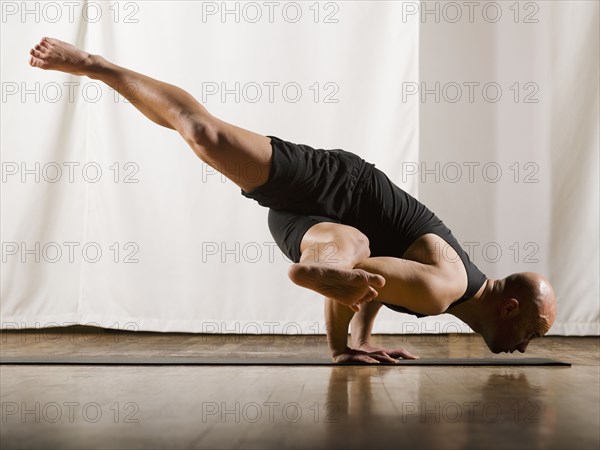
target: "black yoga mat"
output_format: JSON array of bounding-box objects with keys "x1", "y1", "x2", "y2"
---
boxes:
[{"x1": 0, "y1": 356, "x2": 571, "y2": 366}]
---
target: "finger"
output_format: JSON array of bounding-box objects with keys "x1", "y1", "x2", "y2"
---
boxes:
[
  {"x1": 372, "y1": 350, "x2": 396, "y2": 361},
  {"x1": 399, "y1": 349, "x2": 419, "y2": 360},
  {"x1": 358, "y1": 355, "x2": 380, "y2": 364},
  {"x1": 373, "y1": 353, "x2": 398, "y2": 364},
  {"x1": 380, "y1": 351, "x2": 395, "y2": 359},
  {"x1": 389, "y1": 348, "x2": 420, "y2": 360},
  {"x1": 366, "y1": 351, "x2": 396, "y2": 363}
]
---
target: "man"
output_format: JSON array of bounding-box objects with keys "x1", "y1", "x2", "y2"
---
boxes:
[{"x1": 29, "y1": 38, "x2": 557, "y2": 363}]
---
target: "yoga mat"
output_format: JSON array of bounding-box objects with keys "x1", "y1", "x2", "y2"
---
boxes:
[{"x1": 0, "y1": 357, "x2": 571, "y2": 366}]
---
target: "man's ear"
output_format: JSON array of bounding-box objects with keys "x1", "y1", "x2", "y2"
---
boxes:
[{"x1": 499, "y1": 298, "x2": 520, "y2": 319}]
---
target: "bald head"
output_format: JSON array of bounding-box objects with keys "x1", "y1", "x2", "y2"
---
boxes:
[
  {"x1": 503, "y1": 272, "x2": 557, "y2": 335},
  {"x1": 472, "y1": 272, "x2": 557, "y2": 354}
]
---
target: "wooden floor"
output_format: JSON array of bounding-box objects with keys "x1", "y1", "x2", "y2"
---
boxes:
[{"x1": 1, "y1": 328, "x2": 598, "y2": 450}]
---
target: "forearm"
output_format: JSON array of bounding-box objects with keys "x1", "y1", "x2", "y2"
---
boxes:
[
  {"x1": 350, "y1": 301, "x2": 382, "y2": 348},
  {"x1": 325, "y1": 297, "x2": 355, "y2": 356}
]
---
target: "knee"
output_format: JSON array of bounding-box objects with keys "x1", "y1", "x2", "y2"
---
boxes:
[
  {"x1": 299, "y1": 223, "x2": 371, "y2": 267},
  {"x1": 179, "y1": 113, "x2": 221, "y2": 152},
  {"x1": 331, "y1": 226, "x2": 371, "y2": 265},
  {"x1": 348, "y1": 229, "x2": 371, "y2": 262}
]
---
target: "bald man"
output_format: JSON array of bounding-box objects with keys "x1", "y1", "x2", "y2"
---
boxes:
[{"x1": 29, "y1": 38, "x2": 557, "y2": 363}]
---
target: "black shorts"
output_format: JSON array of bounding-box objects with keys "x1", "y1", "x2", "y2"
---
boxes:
[
  {"x1": 242, "y1": 135, "x2": 444, "y2": 262},
  {"x1": 242, "y1": 135, "x2": 373, "y2": 220},
  {"x1": 242, "y1": 135, "x2": 487, "y2": 314},
  {"x1": 241, "y1": 135, "x2": 374, "y2": 262}
]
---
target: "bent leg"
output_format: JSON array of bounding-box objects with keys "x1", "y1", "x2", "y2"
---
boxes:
[
  {"x1": 287, "y1": 221, "x2": 387, "y2": 358},
  {"x1": 287, "y1": 221, "x2": 386, "y2": 311},
  {"x1": 29, "y1": 37, "x2": 271, "y2": 192},
  {"x1": 286, "y1": 217, "x2": 466, "y2": 316}
]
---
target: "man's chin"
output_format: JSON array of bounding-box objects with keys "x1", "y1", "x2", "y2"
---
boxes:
[{"x1": 487, "y1": 342, "x2": 503, "y2": 354}]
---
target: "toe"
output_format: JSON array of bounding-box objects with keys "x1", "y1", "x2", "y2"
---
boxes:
[
  {"x1": 356, "y1": 289, "x2": 377, "y2": 305},
  {"x1": 30, "y1": 56, "x2": 45, "y2": 68},
  {"x1": 41, "y1": 37, "x2": 57, "y2": 47},
  {"x1": 358, "y1": 286, "x2": 378, "y2": 303},
  {"x1": 368, "y1": 273, "x2": 386, "y2": 288}
]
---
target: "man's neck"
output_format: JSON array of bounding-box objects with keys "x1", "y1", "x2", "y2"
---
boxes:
[{"x1": 447, "y1": 278, "x2": 497, "y2": 334}]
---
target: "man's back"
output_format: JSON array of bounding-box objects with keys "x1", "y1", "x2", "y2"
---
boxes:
[{"x1": 243, "y1": 135, "x2": 488, "y2": 316}]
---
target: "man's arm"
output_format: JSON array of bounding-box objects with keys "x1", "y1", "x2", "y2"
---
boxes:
[
  {"x1": 290, "y1": 221, "x2": 422, "y2": 361},
  {"x1": 291, "y1": 222, "x2": 397, "y2": 363},
  {"x1": 350, "y1": 300, "x2": 383, "y2": 349},
  {"x1": 325, "y1": 297, "x2": 354, "y2": 357},
  {"x1": 325, "y1": 297, "x2": 398, "y2": 363},
  {"x1": 350, "y1": 301, "x2": 420, "y2": 360}
]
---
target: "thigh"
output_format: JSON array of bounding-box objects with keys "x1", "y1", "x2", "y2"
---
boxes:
[
  {"x1": 268, "y1": 209, "x2": 340, "y2": 263},
  {"x1": 299, "y1": 220, "x2": 372, "y2": 266},
  {"x1": 244, "y1": 137, "x2": 369, "y2": 218},
  {"x1": 209, "y1": 118, "x2": 274, "y2": 192}
]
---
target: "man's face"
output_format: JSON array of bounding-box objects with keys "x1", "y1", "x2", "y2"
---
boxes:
[{"x1": 485, "y1": 314, "x2": 542, "y2": 354}]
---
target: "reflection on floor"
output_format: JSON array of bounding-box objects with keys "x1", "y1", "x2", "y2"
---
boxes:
[{"x1": 1, "y1": 328, "x2": 598, "y2": 449}]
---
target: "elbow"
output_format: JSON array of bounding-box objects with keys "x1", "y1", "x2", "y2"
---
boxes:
[{"x1": 419, "y1": 283, "x2": 454, "y2": 316}]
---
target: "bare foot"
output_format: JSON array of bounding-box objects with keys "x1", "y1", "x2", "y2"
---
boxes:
[
  {"x1": 288, "y1": 263, "x2": 385, "y2": 311},
  {"x1": 29, "y1": 37, "x2": 96, "y2": 76}
]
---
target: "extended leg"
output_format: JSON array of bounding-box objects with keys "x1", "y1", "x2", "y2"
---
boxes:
[{"x1": 29, "y1": 37, "x2": 271, "y2": 193}]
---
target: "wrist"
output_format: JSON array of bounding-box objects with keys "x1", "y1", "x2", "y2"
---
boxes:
[
  {"x1": 357, "y1": 342, "x2": 377, "y2": 352},
  {"x1": 331, "y1": 346, "x2": 350, "y2": 357},
  {"x1": 352, "y1": 338, "x2": 369, "y2": 349}
]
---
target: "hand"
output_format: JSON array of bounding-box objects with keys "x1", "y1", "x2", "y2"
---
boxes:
[
  {"x1": 332, "y1": 347, "x2": 399, "y2": 364},
  {"x1": 357, "y1": 343, "x2": 419, "y2": 360}
]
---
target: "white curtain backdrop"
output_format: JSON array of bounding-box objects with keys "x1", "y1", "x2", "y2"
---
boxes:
[
  {"x1": 1, "y1": 1, "x2": 598, "y2": 335},
  {"x1": 418, "y1": 0, "x2": 599, "y2": 335}
]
